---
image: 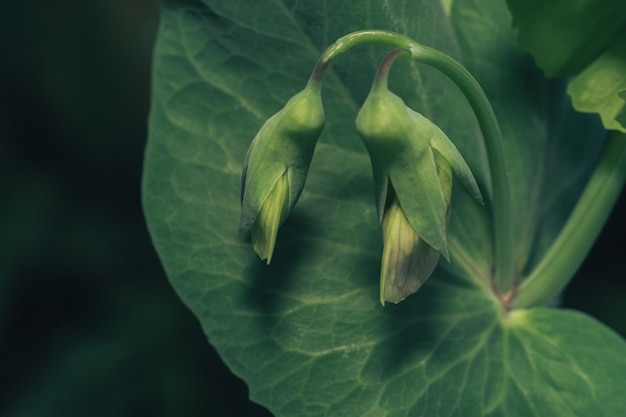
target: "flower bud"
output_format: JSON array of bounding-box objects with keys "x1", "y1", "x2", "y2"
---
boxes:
[
  {"x1": 251, "y1": 171, "x2": 289, "y2": 263},
  {"x1": 379, "y1": 151, "x2": 452, "y2": 305},
  {"x1": 356, "y1": 80, "x2": 481, "y2": 304},
  {"x1": 240, "y1": 83, "x2": 324, "y2": 263}
]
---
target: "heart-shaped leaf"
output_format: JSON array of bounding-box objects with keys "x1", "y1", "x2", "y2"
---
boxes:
[{"x1": 143, "y1": 0, "x2": 626, "y2": 415}]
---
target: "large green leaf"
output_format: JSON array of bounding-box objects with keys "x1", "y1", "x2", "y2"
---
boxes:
[
  {"x1": 143, "y1": 0, "x2": 625, "y2": 415},
  {"x1": 506, "y1": 0, "x2": 626, "y2": 132}
]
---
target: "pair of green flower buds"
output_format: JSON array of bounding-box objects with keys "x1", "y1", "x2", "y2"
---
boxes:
[{"x1": 240, "y1": 50, "x2": 483, "y2": 306}]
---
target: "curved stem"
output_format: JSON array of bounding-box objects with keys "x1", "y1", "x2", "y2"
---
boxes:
[
  {"x1": 372, "y1": 48, "x2": 411, "y2": 90},
  {"x1": 512, "y1": 132, "x2": 626, "y2": 309},
  {"x1": 412, "y1": 47, "x2": 514, "y2": 294},
  {"x1": 309, "y1": 30, "x2": 420, "y2": 83},
  {"x1": 309, "y1": 30, "x2": 514, "y2": 294}
]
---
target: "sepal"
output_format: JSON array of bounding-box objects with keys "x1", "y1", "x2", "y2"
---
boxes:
[{"x1": 240, "y1": 83, "x2": 324, "y2": 262}]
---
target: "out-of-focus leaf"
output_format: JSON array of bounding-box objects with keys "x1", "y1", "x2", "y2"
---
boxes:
[
  {"x1": 505, "y1": 0, "x2": 626, "y2": 77},
  {"x1": 506, "y1": 0, "x2": 626, "y2": 132},
  {"x1": 567, "y1": 33, "x2": 626, "y2": 132}
]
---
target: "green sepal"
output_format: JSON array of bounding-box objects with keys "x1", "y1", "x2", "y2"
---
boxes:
[
  {"x1": 422, "y1": 110, "x2": 483, "y2": 203},
  {"x1": 240, "y1": 83, "x2": 324, "y2": 263},
  {"x1": 388, "y1": 145, "x2": 449, "y2": 259},
  {"x1": 251, "y1": 171, "x2": 290, "y2": 263},
  {"x1": 240, "y1": 84, "x2": 324, "y2": 236}
]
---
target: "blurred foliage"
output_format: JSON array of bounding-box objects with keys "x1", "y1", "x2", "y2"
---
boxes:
[
  {"x1": 0, "y1": 0, "x2": 270, "y2": 416},
  {"x1": 0, "y1": 1, "x2": 624, "y2": 416}
]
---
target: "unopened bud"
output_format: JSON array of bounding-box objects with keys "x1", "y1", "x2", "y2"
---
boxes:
[{"x1": 240, "y1": 83, "x2": 324, "y2": 262}]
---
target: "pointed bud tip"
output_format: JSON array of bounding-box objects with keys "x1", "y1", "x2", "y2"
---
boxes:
[
  {"x1": 252, "y1": 240, "x2": 274, "y2": 265},
  {"x1": 441, "y1": 246, "x2": 450, "y2": 262}
]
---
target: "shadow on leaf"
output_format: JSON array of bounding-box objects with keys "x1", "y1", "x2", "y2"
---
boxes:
[
  {"x1": 241, "y1": 211, "x2": 318, "y2": 325},
  {"x1": 373, "y1": 269, "x2": 497, "y2": 379}
]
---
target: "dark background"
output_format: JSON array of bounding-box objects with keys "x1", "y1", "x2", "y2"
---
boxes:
[{"x1": 1, "y1": 1, "x2": 624, "y2": 416}]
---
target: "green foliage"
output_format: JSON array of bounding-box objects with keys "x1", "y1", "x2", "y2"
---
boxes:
[
  {"x1": 143, "y1": 0, "x2": 626, "y2": 415},
  {"x1": 506, "y1": 0, "x2": 626, "y2": 131}
]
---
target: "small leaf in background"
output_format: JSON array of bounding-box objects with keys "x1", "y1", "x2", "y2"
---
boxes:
[
  {"x1": 506, "y1": 0, "x2": 626, "y2": 132},
  {"x1": 617, "y1": 90, "x2": 626, "y2": 127},
  {"x1": 567, "y1": 34, "x2": 626, "y2": 132}
]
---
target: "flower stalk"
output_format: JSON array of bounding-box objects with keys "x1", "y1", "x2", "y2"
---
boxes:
[
  {"x1": 512, "y1": 132, "x2": 626, "y2": 308},
  {"x1": 313, "y1": 30, "x2": 513, "y2": 295}
]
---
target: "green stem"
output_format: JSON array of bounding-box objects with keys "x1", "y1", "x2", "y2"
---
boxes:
[
  {"x1": 310, "y1": 30, "x2": 418, "y2": 82},
  {"x1": 310, "y1": 30, "x2": 514, "y2": 293},
  {"x1": 372, "y1": 48, "x2": 411, "y2": 90},
  {"x1": 413, "y1": 47, "x2": 514, "y2": 294},
  {"x1": 326, "y1": 31, "x2": 416, "y2": 55},
  {"x1": 512, "y1": 132, "x2": 626, "y2": 309}
]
